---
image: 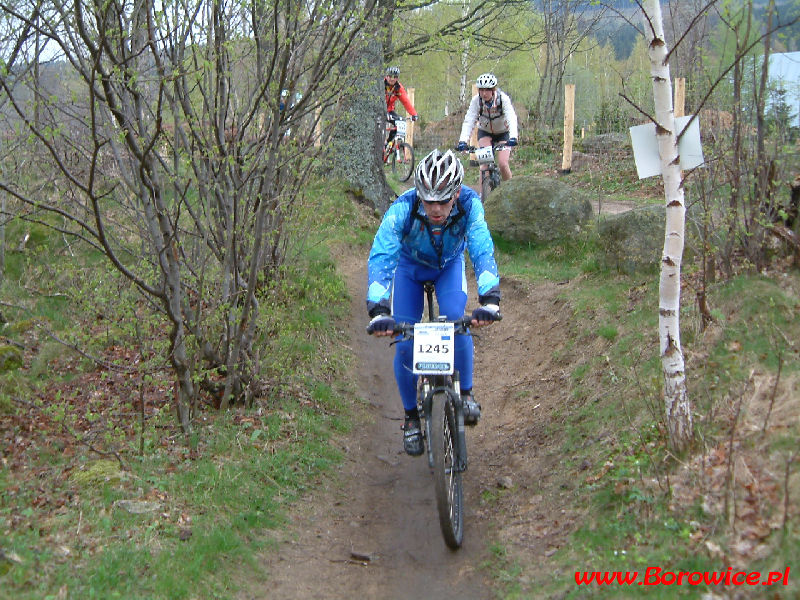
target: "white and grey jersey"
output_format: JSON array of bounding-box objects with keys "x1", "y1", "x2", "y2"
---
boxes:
[{"x1": 459, "y1": 89, "x2": 519, "y2": 142}]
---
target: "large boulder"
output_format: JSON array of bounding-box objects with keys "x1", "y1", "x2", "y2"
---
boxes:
[
  {"x1": 597, "y1": 205, "x2": 665, "y2": 273},
  {"x1": 483, "y1": 175, "x2": 593, "y2": 244}
]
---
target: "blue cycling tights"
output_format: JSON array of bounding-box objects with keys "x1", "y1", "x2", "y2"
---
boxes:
[{"x1": 391, "y1": 254, "x2": 473, "y2": 411}]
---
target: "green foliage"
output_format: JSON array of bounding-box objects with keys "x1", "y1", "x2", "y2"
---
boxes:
[
  {"x1": 595, "y1": 97, "x2": 630, "y2": 134},
  {"x1": 0, "y1": 345, "x2": 23, "y2": 373}
]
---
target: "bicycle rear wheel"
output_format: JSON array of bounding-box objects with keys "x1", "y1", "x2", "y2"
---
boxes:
[
  {"x1": 391, "y1": 142, "x2": 415, "y2": 182},
  {"x1": 431, "y1": 391, "x2": 464, "y2": 549}
]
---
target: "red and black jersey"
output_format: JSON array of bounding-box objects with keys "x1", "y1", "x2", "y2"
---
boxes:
[{"x1": 384, "y1": 78, "x2": 417, "y2": 117}]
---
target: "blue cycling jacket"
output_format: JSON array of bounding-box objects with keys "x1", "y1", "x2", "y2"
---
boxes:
[{"x1": 367, "y1": 185, "x2": 501, "y2": 317}]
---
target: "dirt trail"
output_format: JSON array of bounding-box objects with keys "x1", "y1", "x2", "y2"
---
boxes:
[{"x1": 245, "y1": 249, "x2": 577, "y2": 600}]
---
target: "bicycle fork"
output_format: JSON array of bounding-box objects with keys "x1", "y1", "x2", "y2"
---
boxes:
[{"x1": 419, "y1": 375, "x2": 468, "y2": 473}]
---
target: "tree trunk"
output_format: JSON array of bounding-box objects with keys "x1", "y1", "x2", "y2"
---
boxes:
[
  {"x1": 642, "y1": 0, "x2": 693, "y2": 452},
  {"x1": 334, "y1": 37, "x2": 394, "y2": 213},
  {"x1": 750, "y1": 0, "x2": 775, "y2": 270}
]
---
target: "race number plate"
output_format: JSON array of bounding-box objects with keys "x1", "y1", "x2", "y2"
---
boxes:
[
  {"x1": 474, "y1": 146, "x2": 494, "y2": 165},
  {"x1": 412, "y1": 322, "x2": 455, "y2": 375},
  {"x1": 395, "y1": 120, "x2": 407, "y2": 137}
]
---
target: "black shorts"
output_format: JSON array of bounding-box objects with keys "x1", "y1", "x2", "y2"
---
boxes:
[{"x1": 476, "y1": 130, "x2": 510, "y2": 146}]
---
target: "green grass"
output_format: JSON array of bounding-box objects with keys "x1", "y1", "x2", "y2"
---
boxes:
[
  {"x1": 710, "y1": 274, "x2": 800, "y2": 373},
  {"x1": 494, "y1": 236, "x2": 598, "y2": 282},
  {"x1": 3, "y1": 346, "x2": 350, "y2": 600},
  {"x1": 490, "y1": 225, "x2": 800, "y2": 599},
  {"x1": 0, "y1": 182, "x2": 362, "y2": 599}
]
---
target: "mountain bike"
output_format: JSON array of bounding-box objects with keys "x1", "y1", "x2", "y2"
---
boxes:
[
  {"x1": 461, "y1": 144, "x2": 509, "y2": 201},
  {"x1": 385, "y1": 282, "x2": 501, "y2": 549},
  {"x1": 383, "y1": 114, "x2": 415, "y2": 182}
]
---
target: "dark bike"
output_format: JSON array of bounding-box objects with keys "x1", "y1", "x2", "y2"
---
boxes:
[
  {"x1": 384, "y1": 114, "x2": 415, "y2": 182},
  {"x1": 388, "y1": 282, "x2": 501, "y2": 549},
  {"x1": 461, "y1": 144, "x2": 509, "y2": 201}
]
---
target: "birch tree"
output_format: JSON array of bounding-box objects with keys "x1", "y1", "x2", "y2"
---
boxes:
[{"x1": 641, "y1": 0, "x2": 693, "y2": 451}]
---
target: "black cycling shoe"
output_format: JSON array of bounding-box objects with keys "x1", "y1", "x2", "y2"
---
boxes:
[
  {"x1": 403, "y1": 417, "x2": 424, "y2": 456},
  {"x1": 462, "y1": 392, "x2": 481, "y2": 426}
]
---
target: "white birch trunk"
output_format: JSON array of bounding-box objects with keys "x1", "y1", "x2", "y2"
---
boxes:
[
  {"x1": 459, "y1": 0, "x2": 470, "y2": 106},
  {"x1": 642, "y1": 0, "x2": 693, "y2": 451}
]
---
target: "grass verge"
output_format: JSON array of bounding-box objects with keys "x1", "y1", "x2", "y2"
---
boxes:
[
  {"x1": 0, "y1": 184, "x2": 361, "y2": 599},
  {"x1": 486, "y1": 236, "x2": 800, "y2": 600}
]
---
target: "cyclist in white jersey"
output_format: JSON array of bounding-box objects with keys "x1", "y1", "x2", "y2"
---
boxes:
[{"x1": 457, "y1": 73, "x2": 519, "y2": 182}]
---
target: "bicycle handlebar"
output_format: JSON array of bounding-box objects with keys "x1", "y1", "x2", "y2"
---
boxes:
[
  {"x1": 367, "y1": 313, "x2": 503, "y2": 337},
  {"x1": 393, "y1": 315, "x2": 475, "y2": 337},
  {"x1": 458, "y1": 143, "x2": 510, "y2": 153}
]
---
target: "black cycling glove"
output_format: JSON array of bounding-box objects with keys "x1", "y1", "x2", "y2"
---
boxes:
[
  {"x1": 367, "y1": 314, "x2": 396, "y2": 334},
  {"x1": 471, "y1": 304, "x2": 501, "y2": 322}
]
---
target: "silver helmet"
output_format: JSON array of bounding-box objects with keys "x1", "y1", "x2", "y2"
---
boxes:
[
  {"x1": 476, "y1": 73, "x2": 497, "y2": 89},
  {"x1": 386, "y1": 66, "x2": 400, "y2": 77},
  {"x1": 414, "y1": 149, "x2": 464, "y2": 203}
]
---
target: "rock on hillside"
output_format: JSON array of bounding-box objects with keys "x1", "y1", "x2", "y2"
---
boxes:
[
  {"x1": 596, "y1": 204, "x2": 665, "y2": 274},
  {"x1": 483, "y1": 175, "x2": 593, "y2": 244}
]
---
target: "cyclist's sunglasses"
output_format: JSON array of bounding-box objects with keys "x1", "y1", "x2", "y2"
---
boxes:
[{"x1": 420, "y1": 193, "x2": 457, "y2": 205}]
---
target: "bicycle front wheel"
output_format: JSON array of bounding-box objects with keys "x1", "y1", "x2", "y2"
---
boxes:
[
  {"x1": 480, "y1": 168, "x2": 493, "y2": 202},
  {"x1": 431, "y1": 391, "x2": 464, "y2": 549},
  {"x1": 391, "y1": 142, "x2": 415, "y2": 182}
]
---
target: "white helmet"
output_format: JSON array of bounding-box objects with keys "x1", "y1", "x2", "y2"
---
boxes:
[
  {"x1": 414, "y1": 149, "x2": 464, "y2": 203},
  {"x1": 476, "y1": 73, "x2": 497, "y2": 89},
  {"x1": 386, "y1": 66, "x2": 400, "y2": 77}
]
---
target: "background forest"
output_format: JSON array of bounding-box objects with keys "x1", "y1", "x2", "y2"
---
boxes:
[
  {"x1": 0, "y1": 0, "x2": 799, "y2": 598},
  {"x1": 395, "y1": 0, "x2": 800, "y2": 137}
]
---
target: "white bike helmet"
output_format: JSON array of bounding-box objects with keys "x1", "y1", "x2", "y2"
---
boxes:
[
  {"x1": 386, "y1": 66, "x2": 400, "y2": 77},
  {"x1": 476, "y1": 73, "x2": 497, "y2": 89},
  {"x1": 414, "y1": 149, "x2": 464, "y2": 203}
]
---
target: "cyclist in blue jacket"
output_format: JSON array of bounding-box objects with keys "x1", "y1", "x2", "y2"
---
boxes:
[{"x1": 366, "y1": 148, "x2": 501, "y2": 456}]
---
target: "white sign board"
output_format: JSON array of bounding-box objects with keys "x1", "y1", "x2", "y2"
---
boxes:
[{"x1": 629, "y1": 115, "x2": 704, "y2": 179}]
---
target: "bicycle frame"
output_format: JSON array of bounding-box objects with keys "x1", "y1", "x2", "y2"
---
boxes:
[
  {"x1": 417, "y1": 370, "x2": 468, "y2": 473},
  {"x1": 464, "y1": 144, "x2": 509, "y2": 200},
  {"x1": 383, "y1": 117, "x2": 407, "y2": 157},
  {"x1": 417, "y1": 282, "x2": 468, "y2": 472},
  {"x1": 383, "y1": 118, "x2": 415, "y2": 182}
]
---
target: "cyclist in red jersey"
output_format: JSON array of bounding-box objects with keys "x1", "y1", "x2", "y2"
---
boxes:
[{"x1": 384, "y1": 66, "x2": 418, "y2": 146}]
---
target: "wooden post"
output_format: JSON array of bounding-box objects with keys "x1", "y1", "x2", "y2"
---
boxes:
[
  {"x1": 674, "y1": 77, "x2": 685, "y2": 118},
  {"x1": 406, "y1": 87, "x2": 415, "y2": 147},
  {"x1": 313, "y1": 107, "x2": 322, "y2": 147},
  {"x1": 561, "y1": 83, "x2": 575, "y2": 173}
]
